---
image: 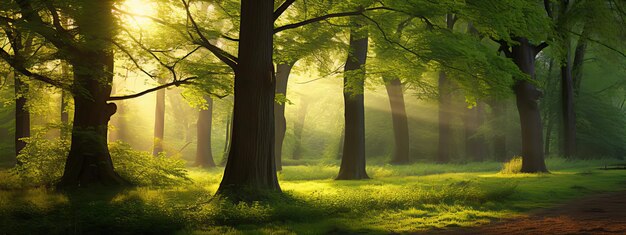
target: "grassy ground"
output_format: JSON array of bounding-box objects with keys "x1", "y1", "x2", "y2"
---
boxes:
[{"x1": 0, "y1": 158, "x2": 625, "y2": 234}]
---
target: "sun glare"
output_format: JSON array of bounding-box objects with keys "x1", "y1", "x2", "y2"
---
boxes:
[{"x1": 120, "y1": 0, "x2": 157, "y2": 27}]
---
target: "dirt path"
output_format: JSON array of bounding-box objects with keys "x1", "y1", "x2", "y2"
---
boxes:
[{"x1": 430, "y1": 190, "x2": 626, "y2": 235}]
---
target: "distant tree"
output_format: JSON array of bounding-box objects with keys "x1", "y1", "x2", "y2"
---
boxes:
[
  {"x1": 195, "y1": 95, "x2": 215, "y2": 167},
  {"x1": 153, "y1": 77, "x2": 166, "y2": 156}
]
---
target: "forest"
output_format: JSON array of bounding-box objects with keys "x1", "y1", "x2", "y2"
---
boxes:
[{"x1": 0, "y1": 0, "x2": 625, "y2": 234}]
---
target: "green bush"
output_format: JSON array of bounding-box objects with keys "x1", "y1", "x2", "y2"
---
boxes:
[
  {"x1": 499, "y1": 156, "x2": 522, "y2": 174},
  {"x1": 11, "y1": 132, "x2": 190, "y2": 187},
  {"x1": 110, "y1": 141, "x2": 191, "y2": 186}
]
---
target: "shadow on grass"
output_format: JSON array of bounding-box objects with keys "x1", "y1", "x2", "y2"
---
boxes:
[{"x1": 0, "y1": 187, "x2": 185, "y2": 235}]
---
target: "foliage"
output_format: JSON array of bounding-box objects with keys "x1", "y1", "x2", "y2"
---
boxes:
[
  {"x1": 500, "y1": 156, "x2": 523, "y2": 174},
  {"x1": 10, "y1": 130, "x2": 190, "y2": 187},
  {"x1": 109, "y1": 141, "x2": 192, "y2": 186}
]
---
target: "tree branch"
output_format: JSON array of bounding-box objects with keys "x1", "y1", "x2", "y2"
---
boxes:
[
  {"x1": 108, "y1": 76, "x2": 198, "y2": 101},
  {"x1": 274, "y1": 7, "x2": 393, "y2": 33},
  {"x1": 534, "y1": 42, "x2": 549, "y2": 55},
  {"x1": 0, "y1": 47, "x2": 67, "y2": 89},
  {"x1": 182, "y1": 0, "x2": 238, "y2": 70},
  {"x1": 274, "y1": 0, "x2": 296, "y2": 22},
  {"x1": 568, "y1": 29, "x2": 626, "y2": 58}
]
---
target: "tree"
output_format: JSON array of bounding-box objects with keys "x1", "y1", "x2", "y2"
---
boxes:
[
  {"x1": 436, "y1": 14, "x2": 457, "y2": 164},
  {"x1": 153, "y1": 77, "x2": 166, "y2": 156},
  {"x1": 213, "y1": 0, "x2": 281, "y2": 196},
  {"x1": 273, "y1": 63, "x2": 294, "y2": 170},
  {"x1": 384, "y1": 77, "x2": 410, "y2": 164},
  {"x1": 291, "y1": 96, "x2": 309, "y2": 160},
  {"x1": 195, "y1": 95, "x2": 215, "y2": 167},
  {"x1": 336, "y1": 17, "x2": 370, "y2": 180}
]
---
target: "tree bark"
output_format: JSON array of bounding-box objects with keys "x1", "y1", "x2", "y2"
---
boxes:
[
  {"x1": 56, "y1": 0, "x2": 128, "y2": 189},
  {"x1": 336, "y1": 19, "x2": 369, "y2": 180},
  {"x1": 464, "y1": 103, "x2": 487, "y2": 161},
  {"x1": 152, "y1": 77, "x2": 166, "y2": 156},
  {"x1": 510, "y1": 37, "x2": 548, "y2": 173},
  {"x1": 217, "y1": 0, "x2": 281, "y2": 197},
  {"x1": 195, "y1": 95, "x2": 215, "y2": 167},
  {"x1": 14, "y1": 73, "x2": 29, "y2": 162},
  {"x1": 437, "y1": 71, "x2": 453, "y2": 163},
  {"x1": 384, "y1": 77, "x2": 410, "y2": 164},
  {"x1": 292, "y1": 98, "x2": 309, "y2": 160},
  {"x1": 274, "y1": 63, "x2": 294, "y2": 170}
]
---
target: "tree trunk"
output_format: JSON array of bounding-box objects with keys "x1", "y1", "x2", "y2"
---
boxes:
[
  {"x1": 572, "y1": 35, "x2": 587, "y2": 96},
  {"x1": 56, "y1": 0, "x2": 127, "y2": 189},
  {"x1": 217, "y1": 0, "x2": 280, "y2": 197},
  {"x1": 195, "y1": 95, "x2": 215, "y2": 167},
  {"x1": 384, "y1": 77, "x2": 410, "y2": 164},
  {"x1": 274, "y1": 63, "x2": 294, "y2": 170},
  {"x1": 437, "y1": 14, "x2": 456, "y2": 164},
  {"x1": 152, "y1": 77, "x2": 166, "y2": 156},
  {"x1": 545, "y1": 113, "x2": 554, "y2": 155},
  {"x1": 14, "y1": 73, "x2": 29, "y2": 162},
  {"x1": 560, "y1": 43, "x2": 576, "y2": 158},
  {"x1": 510, "y1": 37, "x2": 548, "y2": 173},
  {"x1": 336, "y1": 19, "x2": 369, "y2": 180},
  {"x1": 437, "y1": 71, "x2": 453, "y2": 163},
  {"x1": 292, "y1": 98, "x2": 309, "y2": 160},
  {"x1": 464, "y1": 103, "x2": 487, "y2": 161}
]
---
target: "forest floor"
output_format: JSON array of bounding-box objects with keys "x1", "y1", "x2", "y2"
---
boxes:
[
  {"x1": 1, "y1": 158, "x2": 625, "y2": 234},
  {"x1": 429, "y1": 189, "x2": 626, "y2": 235}
]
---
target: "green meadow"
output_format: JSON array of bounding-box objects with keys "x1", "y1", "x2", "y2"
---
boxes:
[{"x1": 1, "y1": 158, "x2": 624, "y2": 234}]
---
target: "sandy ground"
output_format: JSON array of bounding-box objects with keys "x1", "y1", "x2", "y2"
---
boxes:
[{"x1": 427, "y1": 190, "x2": 626, "y2": 235}]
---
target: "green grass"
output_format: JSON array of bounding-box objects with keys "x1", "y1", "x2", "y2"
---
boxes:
[{"x1": 1, "y1": 158, "x2": 625, "y2": 234}]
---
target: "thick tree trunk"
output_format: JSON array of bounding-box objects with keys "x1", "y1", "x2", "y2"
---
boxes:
[
  {"x1": 510, "y1": 37, "x2": 548, "y2": 173},
  {"x1": 491, "y1": 101, "x2": 507, "y2": 162},
  {"x1": 152, "y1": 77, "x2": 166, "y2": 156},
  {"x1": 57, "y1": 53, "x2": 127, "y2": 188},
  {"x1": 384, "y1": 77, "x2": 410, "y2": 164},
  {"x1": 217, "y1": 0, "x2": 280, "y2": 196},
  {"x1": 274, "y1": 63, "x2": 293, "y2": 170},
  {"x1": 195, "y1": 95, "x2": 215, "y2": 167},
  {"x1": 336, "y1": 20, "x2": 369, "y2": 180},
  {"x1": 464, "y1": 103, "x2": 487, "y2": 161},
  {"x1": 292, "y1": 99, "x2": 309, "y2": 160},
  {"x1": 56, "y1": 0, "x2": 127, "y2": 189},
  {"x1": 437, "y1": 71, "x2": 452, "y2": 163},
  {"x1": 14, "y1": 74, "x2": 29, "y2": 162}
]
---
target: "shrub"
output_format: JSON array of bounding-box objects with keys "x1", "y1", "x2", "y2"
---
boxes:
[
  {"x1": 500, "y1": 156, "x2": 522, "y2": 174},
  {"x1": 11, "y1": 131, "x2": 190, "y2": 187}
]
